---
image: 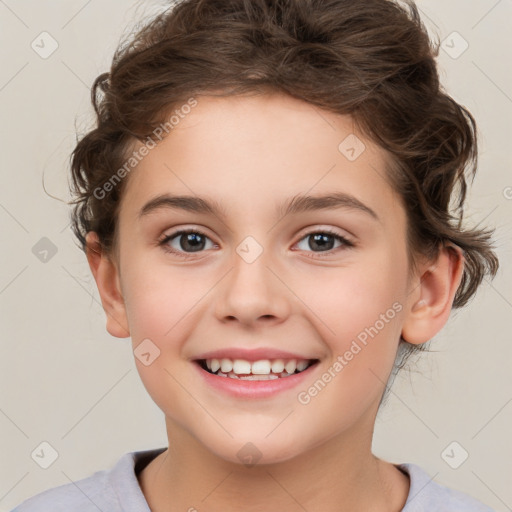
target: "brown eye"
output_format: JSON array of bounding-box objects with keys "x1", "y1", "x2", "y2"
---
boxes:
[
  {"x1": 295, "y1": 230, "x2": 354, "y2": 256},
  {"x1": 159, "y1": 229, "x2": 215, "y2": 256}
]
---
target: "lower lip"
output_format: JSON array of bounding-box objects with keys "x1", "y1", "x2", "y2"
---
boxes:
[{"x1": 193, "y1": 361, "x2": 319, "y2": 399}]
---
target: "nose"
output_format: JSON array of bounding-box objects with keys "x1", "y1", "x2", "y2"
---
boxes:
[{"x1": 214, "y1": 246, "x2": 291, "y2": 327}]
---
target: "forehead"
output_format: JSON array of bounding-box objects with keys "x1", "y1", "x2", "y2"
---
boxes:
[{"x1": 120, "y1": 93, "x2": 404, "y2": 225}]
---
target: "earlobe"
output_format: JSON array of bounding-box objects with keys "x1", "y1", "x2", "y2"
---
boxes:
[
  {"x1": 85, "y1": 231, "x2": 130, "y2": 339},
  {"x1": 401, "y1": 242, "x2": 465, "y2": 345}
]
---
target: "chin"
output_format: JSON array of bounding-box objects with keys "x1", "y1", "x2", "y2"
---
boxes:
[{"x1": 200, "y1": 432, "x2": 308, "y2": 467}]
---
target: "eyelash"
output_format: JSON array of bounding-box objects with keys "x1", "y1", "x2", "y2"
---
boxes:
[{"x1": 158, "y1": 228, "x2": 355, "y2": 260}]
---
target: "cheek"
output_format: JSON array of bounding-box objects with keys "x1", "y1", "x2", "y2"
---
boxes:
[
  {"x1": 298, "y1": 254, "x2": 405, "y2": 346},
  {"x1": 292, "y1": 254, "x2": 407, "y2": 414},
  {"x1": 292, "y1": 264, "x2": 406, "y2": 426},
  {"x1": 120, "y1": 260, "x2": 214, "y2": 404},
  {"x1": 122, "y1": 257, "x2": 211, "y2": 341}
]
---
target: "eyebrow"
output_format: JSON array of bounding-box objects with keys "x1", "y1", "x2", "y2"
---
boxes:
[{"x1": 137, "y1": 192, "x2": 379, "y2": 222}]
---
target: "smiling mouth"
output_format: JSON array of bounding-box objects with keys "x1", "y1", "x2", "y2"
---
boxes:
[{"x1": 195, "y1": 358, "x2": 319, "y2": 380}]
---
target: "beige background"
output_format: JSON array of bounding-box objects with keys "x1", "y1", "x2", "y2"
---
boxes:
[{"x1": 0, "y1": 0, "x2": 511, "y2": 510}]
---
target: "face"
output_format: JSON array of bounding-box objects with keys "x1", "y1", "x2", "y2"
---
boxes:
[{"x1": 110, "y1": 93, "x2": 416, "y2": 464}]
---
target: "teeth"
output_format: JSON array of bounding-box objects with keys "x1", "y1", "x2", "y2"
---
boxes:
[
  {"x1": 251, "y1": 360, "x2": 271, "y2": 374},
  {"x1": 297, "y1": 360, "x2": 308, "y2": 372},
  {"x1": 271, "y1": 359, "x2": 285, "y2": 373},
  {"x1": 240, "y1": 374, "x2": 271, "y2": 380},
  {"x1": 233, "y1": 359, "x2": 252, "y2": 374},
  {"x1": 220, "y1": 358, "x2": 233, "y2": 373},
  {"x1": 202, "y1": 357, "x2": 314, "y2": 378},
  {"x1": 284, "y1": 359, "x2": 297, "y2": 374}
]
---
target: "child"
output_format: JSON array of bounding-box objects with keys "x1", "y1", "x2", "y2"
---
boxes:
[{"x1": 12, "y1": 0, "x2": 500, "y2": 510}]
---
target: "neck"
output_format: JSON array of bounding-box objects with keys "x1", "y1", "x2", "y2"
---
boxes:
[{"x1": 137, "y1": 413, "x2": 409, "y2": 512}]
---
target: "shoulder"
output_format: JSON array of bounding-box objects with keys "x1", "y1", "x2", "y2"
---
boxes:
[
  {"x1": 10, "y1": 448, "x2": 166, "y2": 512},
  {"x1": 10, "y1": 466, "x2": 116, "y2": 512},
  {"x1": 398, "y1": 463, "x2": 496, "y2": 512}
]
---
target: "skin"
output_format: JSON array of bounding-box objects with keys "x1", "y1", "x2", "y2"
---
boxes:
[{"x1": 85, "y1": 92, "x2": 464, "y2": 512}]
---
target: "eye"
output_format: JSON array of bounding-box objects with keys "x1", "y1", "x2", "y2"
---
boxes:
[
  {"x1": 158, "y1": 229, "x2": 216, "y2": 258},
  {"x1": 295, "y1": 229, "x2": 354, "y2": 257},
  {"x1": 158, "y1": 227, "x2": 354, "y2": 259}
]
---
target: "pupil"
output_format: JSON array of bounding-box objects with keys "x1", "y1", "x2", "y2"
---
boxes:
[
  {"x1": 181, "y1": 233, "x2": 204, "y2": 252},
  {"x1": 310, "y1": 233, "x2": 334, "y2": 251},
  {"x1": 178, "y1": 233, "x2": 334, "y2": 253}
]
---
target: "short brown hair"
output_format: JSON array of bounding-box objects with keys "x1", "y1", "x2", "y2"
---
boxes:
[{"x1": 69, "y1": 0, "x2": 499, "y2": 385}]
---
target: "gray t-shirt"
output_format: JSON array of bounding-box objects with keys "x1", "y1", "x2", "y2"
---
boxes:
[{"x1": 11, "y1": 447, "x2": 495, "y2": 511}]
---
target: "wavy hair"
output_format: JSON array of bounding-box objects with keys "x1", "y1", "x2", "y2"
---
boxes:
[{"x1": 68, "y1": 0, "x2": 500, "y2": 393}]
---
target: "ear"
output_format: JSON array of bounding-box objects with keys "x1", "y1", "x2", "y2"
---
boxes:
[
  {"x1": 401, "y1": 242, "x2": 465, "y2": 345},
  {"x1": 85, "y1": 231, "x2": 130, "y2": 338}
]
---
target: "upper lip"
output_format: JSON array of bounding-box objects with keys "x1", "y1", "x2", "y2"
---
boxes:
[{"x1": 193, "y1": 347, "x2": 318, "y2": 362}]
